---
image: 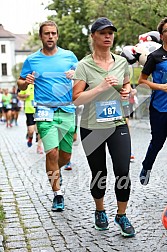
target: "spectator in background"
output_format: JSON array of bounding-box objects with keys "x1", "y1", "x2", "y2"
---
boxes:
[
  {"x1": 11, "y1": 86, "x2": 21, "y2": 126},
  {"x1": 18, "y1": 84, "x2": 43, "y2": 154},
  {"x1": 64, "y1": 105, "x2": 83, "y2": 170},
  {"x1": 2, "y1": 88, "x2": 12, "y2": 127},
  {"x1": 0, "y1": 88, "x2": 3, "y2": 122},
  {"x1": 129, "y1": 88, "x2": 138, "y2": 119},
  {"x1": 123, "y1": 87, "x2": 138, "y2": 162}
]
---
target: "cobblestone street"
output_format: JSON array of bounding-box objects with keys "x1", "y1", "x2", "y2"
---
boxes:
[{"x1": 0, "y1": 113, "x2": 167, "y2": 252}]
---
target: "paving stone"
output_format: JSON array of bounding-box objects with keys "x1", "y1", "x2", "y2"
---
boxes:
[
  {"x1": 31, "y1": 248, "x2": 55, "y2": 252},
  {"x1": 3, "y1": 227, "x2": 24, "y2": 236},
  {"x1": 23, "y1": 221, "x2": 42, "y2": 229},
  {"x1": 7, "y1": 249, "x2": 28, "y2": 252},
  {"x1": 69, "y1": 248, "x2": 87, "y2": 252},
  {"x1": 0, "y1": 236, "x2": 3, "y2": 243},
  {"x1": 4, "y1": 213, "x2": 19, "y2": 219},
  {"x1": 26, "y1": 231, "x2": 48, "y2": 240},
  {"x1": 29, "y1": 238, "x2": 51, "y2": 247},
  {"x1": 5, "y1": 222, "x2": 22, "y2": 229},
  {"x1": 1, "y1": 115, "x2": 167, "y2": 252},
  {"x1": 5, "y1": 241, "x2": 27, "y2": 249},
  {"x1": 5, "y1": 217, "x2": 20, "y2": 223},
  {"x1": 5, "y1": 235, "x2": 25, "y2": 242}
]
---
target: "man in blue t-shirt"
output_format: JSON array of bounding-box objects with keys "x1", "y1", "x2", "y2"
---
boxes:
[
  {"x1": 17, "y1": 20, "x2": 78, "y2": 212},
  {"x1": 138, "y1": 17, "x2": 167, "y2": 185}
]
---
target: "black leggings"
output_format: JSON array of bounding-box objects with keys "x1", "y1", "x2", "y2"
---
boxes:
[{"x1": 80, "y1": 124, "x2": 131, "y2": 202}]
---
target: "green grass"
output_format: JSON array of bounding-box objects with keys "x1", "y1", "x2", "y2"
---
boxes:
[
  {"x1": 0, "y1": 194, "x2": 5, "y2": 229},
  {"x1": 0, "y1": 205, "x2": 5, "y2": 221}
]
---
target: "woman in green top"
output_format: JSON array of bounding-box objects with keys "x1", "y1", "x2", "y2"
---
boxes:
[{"x1": 73, "y1": 17, "x2": 135, "y2": 237}]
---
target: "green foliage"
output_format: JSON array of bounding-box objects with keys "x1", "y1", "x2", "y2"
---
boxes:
[
  {"x1": 54, "y1": 15, "x2": 89, "y2": 59},
  {"x1": 27, "y1": 26, "x2": 42, "y2": 52},
  {"x1": 130, "y1": 66, "x2": 142, "y2": 85},
  {"x1": 12, "y1": 62, "x2": 23, "y2": 81},
  {"x1": 47, "y1": 0, "x2": 91, "y2": 59},
  {"x1": 27, "y1": 0, "x2": 167, "y2": 59}
]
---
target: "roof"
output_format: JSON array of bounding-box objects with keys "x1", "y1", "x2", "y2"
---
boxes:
[
  {"x1": 14, "y1": 34, "x2": 31, "y2": 52},
  {"x1": 0, "y1": 24, "x2": 32, "y2": 52},
  {"x1": 0, "y1": 24, "x2": 15, "y2": 38}
]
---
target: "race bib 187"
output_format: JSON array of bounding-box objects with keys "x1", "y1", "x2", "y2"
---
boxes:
[{"x1": 95, "y1": 100, "x2": 122, "y2": 122}]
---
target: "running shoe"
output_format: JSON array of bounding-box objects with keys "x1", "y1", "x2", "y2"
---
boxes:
[
  {"x1": 27, "y1": 137, "x2": 33, "y2": 147},
  {"x1": 130, "y1": 153, "x2": 135, "y2": 163},
  {"x1": 139, "y1": 168, "x2": 151, "y2": 185},
  {"x1": 52, "y1": 195, "x2": 64, "y2": 212},
  {"x1": 162, "y1": 206, "x2": 167, "y2": 229},
  {"x1": 64, "y1": 161, "x2": 72, "y2": 170},
  {"x1": 114, "y1": 214, "x2": 135, "y2": 237},
  {"x1": 95, "y1": 210, "x2": 109, "y2": 231},
  {"x1": 37, "y1": 146, "x2": 43, "y2": 154},
  {"x1": 6, "y1": 123, "x2": 12, "y2": 128}
]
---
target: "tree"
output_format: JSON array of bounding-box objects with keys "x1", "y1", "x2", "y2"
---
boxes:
[
  {"x1": 47, "y1": 0, "x2": 91, "y2": 59},
  {"x1": 27, "y1": 0, "x2": 167, "y2": 59},
  {"x1": 12, "y1": 62, "x2": 23, "y2": 81}
]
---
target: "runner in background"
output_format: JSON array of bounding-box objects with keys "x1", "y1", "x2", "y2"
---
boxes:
[
  {"x1": 64, "y1": 105, "x2": 83, "y2": 170},
  {"x1": 2, "y1": 88, "x2": 12, "y2": 128},
  {"x1": 18, "y1": 84, "x2": 43, "y2": 154},
  {"x1": 11, "y1": 86, "x2": 21, "y2": 126}
]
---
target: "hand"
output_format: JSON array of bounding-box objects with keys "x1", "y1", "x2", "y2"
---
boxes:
[
  {"x1": 120, "y1": 87, "x2": 130, "y2": 100},
  {"x1": 130, "y1": 88, "x2": 137, "y2": 96},
  {"x1": 65, "y1": 70, "x2": 75, "y2": 79},
  {"x1": 25, "y1": 71, "x2": 35, "y2": 85},
  {"x1": 98, "y1": 75, "x2": 118, "y2": 91},
  {"x1": 105, "y1": 75, "x2": 119, "y2": 86}
]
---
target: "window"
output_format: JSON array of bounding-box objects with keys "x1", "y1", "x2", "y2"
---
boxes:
[
  {"x1": 1, "y1": 45, "x2": 6, "y2": 53},
  {"x1": 2, "y1": 63, "x2": 7, "y2": 75}
]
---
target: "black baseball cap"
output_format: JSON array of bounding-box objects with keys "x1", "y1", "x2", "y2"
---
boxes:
[{"x1": 91, "y1": 17, "x2": 117, "y2": 33}]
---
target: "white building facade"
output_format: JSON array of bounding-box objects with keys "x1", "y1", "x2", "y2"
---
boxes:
[{"x1": 0, "y1": 24, "x2": 31, "y2": 90}]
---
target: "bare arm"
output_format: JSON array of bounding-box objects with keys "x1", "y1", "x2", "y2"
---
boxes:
[
  {"x1": 119, "y1": 75, "x2": 131, "y2": 100},
  {"x1": 73, "y1": 76, "x2": 119, "y2": 106},
  {"x1": 17, "y1": 93, "x2": 29, "y2": 101},
  {"x1": 17, "y1": 72, "x2": 35, "y2": 91},
  {"x1": 138, "y1": 73, "x2": 167, "y2": 92},
  {"x1": 73, "y1": 80, "x2": 102, "y2": 106}
]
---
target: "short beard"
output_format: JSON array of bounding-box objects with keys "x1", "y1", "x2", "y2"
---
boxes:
[{"x1": 44, "y1": 43, "x2": 56, "y2": 51}]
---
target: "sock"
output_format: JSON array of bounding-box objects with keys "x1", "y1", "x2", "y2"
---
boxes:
[
  {"x1": 54, "y1": 190, "x2": 62, "y2": 196},
  {"x1": 116, "y1": 213, "x2": 126, "y2": 219},
  {"x1": 96, "y1": 209, "x2": 105, "y2": 213}
]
